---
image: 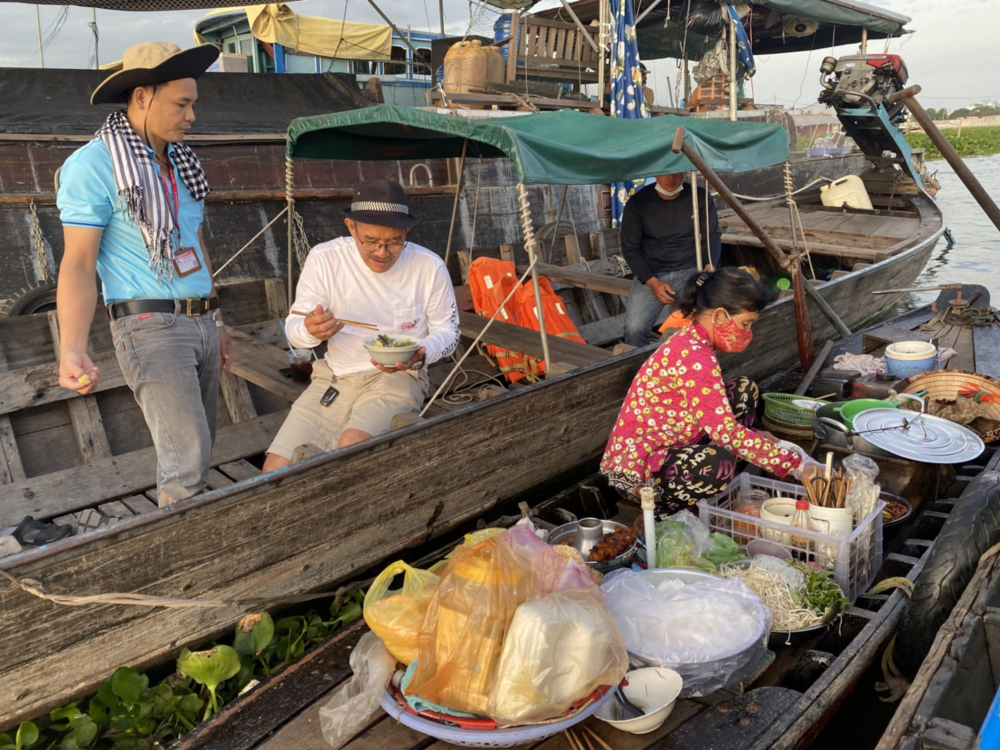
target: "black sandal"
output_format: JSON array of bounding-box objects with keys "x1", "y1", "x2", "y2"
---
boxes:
[{"x1": 12, "y1": 516, "x2": 74, "y2": 547}]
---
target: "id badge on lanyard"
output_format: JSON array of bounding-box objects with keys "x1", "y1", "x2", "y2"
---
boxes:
[{"x1": 161, "y1": 166, "x2": 203, "y2": 278}]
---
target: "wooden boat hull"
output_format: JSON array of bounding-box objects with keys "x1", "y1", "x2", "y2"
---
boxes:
[
  {"x1": 723, "y1": 193, "x2": 944, "y2": 381},
  {"x1": 0, "y1": 195, "x2": 945, "y2": 728}
]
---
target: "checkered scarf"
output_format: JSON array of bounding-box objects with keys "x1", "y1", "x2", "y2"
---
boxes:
[{"x1": 96, "y1": 111, "x2": 210, "y2": 281}]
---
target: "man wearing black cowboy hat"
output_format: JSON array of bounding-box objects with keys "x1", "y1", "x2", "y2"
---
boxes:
[
  {"x1": 56, "y1": 41, "x2": 230, "y2": 500},
  {"x1": 262, "y1": 180, "x2": 461, "y2": 472}
]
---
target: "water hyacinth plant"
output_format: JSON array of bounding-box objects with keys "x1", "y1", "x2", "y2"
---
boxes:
[{"x1": 2, "y1": 591, "x2": 364, "y2": 750}]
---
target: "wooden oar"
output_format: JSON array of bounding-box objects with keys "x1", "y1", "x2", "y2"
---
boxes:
[{"x1": 289, "y1": 310, "x2": 379, "y2": 331}]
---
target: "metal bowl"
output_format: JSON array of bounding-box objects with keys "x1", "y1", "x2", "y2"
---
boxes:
[
  {"x1": 724, "y1": 559, "x2": 844, "y2": 644},
  {"x1": 548, "y1": 518, "x2": 637, "y2": 573},
  {"x1": 881, "y1": 492, "x2": 913, "y2": 531}
]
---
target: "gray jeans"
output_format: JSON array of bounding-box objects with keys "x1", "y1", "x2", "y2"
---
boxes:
[
  {"x1": 110, "y1": 312, "x2": 220, "y2": 496},
  {"x1": 623, "y1": 268, "x2": 698, "y2": 347}
]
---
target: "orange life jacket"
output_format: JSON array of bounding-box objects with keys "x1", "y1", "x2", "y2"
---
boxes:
[
  {"x1": 467, "y1": 257, "x2": 532, "y2": 382},
  {"x1": 513, "y1": 276, "x2": 586, "y2": 380},
  {"x1": 468, "y1": 257, "x2": 587, "y2": 383}
]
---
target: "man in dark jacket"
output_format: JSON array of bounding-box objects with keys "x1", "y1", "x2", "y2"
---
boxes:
[{"x1": 620, "y1": 173, "x2": 721, "y2": 346}]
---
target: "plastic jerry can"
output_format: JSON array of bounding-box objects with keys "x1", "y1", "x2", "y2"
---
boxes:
[{"x1": 820, "y1": 175, "x2": 874, "y2": 210}]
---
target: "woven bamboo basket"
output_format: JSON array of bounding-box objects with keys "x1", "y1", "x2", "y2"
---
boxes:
[{"x1": 902, "y1": 371, "x2": 1000, "y2": 422}]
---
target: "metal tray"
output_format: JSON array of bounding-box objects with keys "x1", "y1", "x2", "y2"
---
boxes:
[{"x1": 548, "y1": 519, "x2": 637, "y2": 573}]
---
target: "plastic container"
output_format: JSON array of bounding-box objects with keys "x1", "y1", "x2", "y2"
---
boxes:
[
  {"x1": 381, "y1": 684, "x2": 614, "y2": 748},
  {"x1": 821, "y1": 175, "x2": 874, "y2": 210},
  {"x1": 759, "y1": 497, "x2": 796, "y2": 545},
  {"x1": 763, "y1": 393, "x2": 826, "y2": 426},
  {"x1": 594, "y1": 668, "x2": 683, "y2": 734},
  {"x1": 698, "y1": 473, "x2": 885, "y2": 602},
  {"x1": 443, "y1": 40, "x2": 488, "y2": 108},
  {"x1": 884, "y1": 341, "x2": 938, "y2": 379},
  {"x1": 494, "y1": 10, "x2": 517, "y2": 64},
  {"x1": 483, "y1": 45, "x2": 505, "y2": 84},
  {"x1": 288, "y1": 349, "x2": 312, "y2": 383}
]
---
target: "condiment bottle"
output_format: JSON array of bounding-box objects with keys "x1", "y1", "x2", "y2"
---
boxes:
[{"x1": 790, "y1": 498, "x2": 814, "y2": 555}]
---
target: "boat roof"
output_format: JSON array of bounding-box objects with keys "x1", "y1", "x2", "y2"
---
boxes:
[
  {"x1": 534, "y1": 0, "x2": 911, "y2": 58},
  {"x1": 286, "y1": 104, "x2": 789, "y2": 184},
  {"x1": 0, "y1": 68, "x2": 371, "y2": 136}
]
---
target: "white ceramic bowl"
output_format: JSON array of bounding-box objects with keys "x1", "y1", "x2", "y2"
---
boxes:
[
  {"x1": 364, "y1": 337, "x2": 421, "y2": 366},
  {"x1": 594, "y1": 668, "x2": 683, "y2": 734}
]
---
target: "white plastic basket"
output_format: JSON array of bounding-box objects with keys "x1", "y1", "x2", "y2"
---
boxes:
[
  {"x1": 379, "y1": 687, "x2": 615, "y2": 748},
  {"x1": 697, "y1": 474, "x2": 884, "y2": 602}
]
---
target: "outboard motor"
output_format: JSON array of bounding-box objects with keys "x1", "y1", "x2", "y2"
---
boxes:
[
  {"x1": 816, "y1": 53, "x2": 924, "y2": 188},
  {"x1": 819, "y1": 54, "x2": 909, "y2": 120}
]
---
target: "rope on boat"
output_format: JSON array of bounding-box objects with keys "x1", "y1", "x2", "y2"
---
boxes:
[
  {"x1": 729, "y1": 175, "x2": 840, "y2": 202},
  {"x1": 784, "y1": 161, "x2": 818, "y2": 280},
  {"x1": 0, "y1": 567, "x2": 371, "y2": 612}
]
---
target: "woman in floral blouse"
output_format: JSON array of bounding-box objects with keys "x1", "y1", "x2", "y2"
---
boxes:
[{"x1": 601, "y1": 267, "x2": 816, "y2": 517}]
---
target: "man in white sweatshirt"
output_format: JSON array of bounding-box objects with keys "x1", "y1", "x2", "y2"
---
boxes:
[{"x1": 262, "y1": 180, "x2": 460, "y2": 471}]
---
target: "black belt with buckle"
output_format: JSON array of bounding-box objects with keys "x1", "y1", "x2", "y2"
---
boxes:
[{"x1": 107, "y1": 297, "x2": 219, "y2": 321}]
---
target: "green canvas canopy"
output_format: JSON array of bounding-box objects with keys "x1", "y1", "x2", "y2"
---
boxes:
[{"x1": 285, "y1": 105, "x2": 790, "y2": 185}]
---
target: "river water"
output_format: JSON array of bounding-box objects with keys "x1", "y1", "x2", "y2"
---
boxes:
[{"x1": 901, "y1": 153, "x2": 1000, "y2": 309}]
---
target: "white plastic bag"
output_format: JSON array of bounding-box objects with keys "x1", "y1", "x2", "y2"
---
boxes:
[
  {"x1": 844, "y1": 453, "x2": 881, "y2": 524},
  {"x1": 319, "y1": 632, "x2": 397, "y2": 748},
  {"x1": 487, "y1": 588, "x2": 628, "y2": 725},
  {"x1": 601, "y1": 569, "x2": 771, "y2": 696}
]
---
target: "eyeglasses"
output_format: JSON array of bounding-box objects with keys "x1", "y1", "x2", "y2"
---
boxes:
[{"x1": 358, "y1": 239, "x2": 407, "y2": 253}]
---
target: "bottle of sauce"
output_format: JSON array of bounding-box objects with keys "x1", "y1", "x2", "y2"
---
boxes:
[{"x1": 790, "y1": 498, "x2": 814, "y2": 556}]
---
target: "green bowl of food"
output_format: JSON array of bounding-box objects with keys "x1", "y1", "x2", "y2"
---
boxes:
[{"x1": 364, "y1": 335, "x2": 421, "y2": 366}]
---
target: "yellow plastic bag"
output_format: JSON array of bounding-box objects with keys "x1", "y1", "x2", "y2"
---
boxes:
[
  {"x1": 363, "y1": 561, "x2": 440, "y2": 665},
  {"x1": 463, "y1": 527, "x2": 506, "y2": 546},
  {"x1": 487, "y1": 587, "x2": 629, "y2": 725},
  {"x1": 406, "y1": 536, "x2": 536, "y2": 715}
]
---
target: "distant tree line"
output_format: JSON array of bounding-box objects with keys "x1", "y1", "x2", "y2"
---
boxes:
[{"x1": 926, "y1": 103, "x2": 1000, "y2": 120}]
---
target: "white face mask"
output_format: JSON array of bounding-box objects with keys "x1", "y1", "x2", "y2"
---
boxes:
[{"x1": 655, "y1": 182, "x2": 684, "y2": 198}]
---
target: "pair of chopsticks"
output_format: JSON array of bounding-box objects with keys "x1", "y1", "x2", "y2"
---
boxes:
[
  {"x1": 564, "y1": 725, "x2": 612, "y2": 750},
  {"x1": 290, "y1": 309, "x2": 378, "y2": 331}
]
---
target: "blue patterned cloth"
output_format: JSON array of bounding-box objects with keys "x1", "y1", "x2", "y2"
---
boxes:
[
  {"x1": 726, "y1": 4, "x2": 756, "y2": 79},
  {"x1": 609, "y1": 0, "x2": 649, "y2": 228}
]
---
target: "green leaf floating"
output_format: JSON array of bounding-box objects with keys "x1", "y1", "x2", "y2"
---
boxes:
[{"x1": 177, "y1": 646, "x2": 241, "y2": 721}]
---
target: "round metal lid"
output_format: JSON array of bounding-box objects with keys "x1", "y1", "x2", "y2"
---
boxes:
[{"x1": 851, "y1": 408, "x2": 985, "y2": 464}]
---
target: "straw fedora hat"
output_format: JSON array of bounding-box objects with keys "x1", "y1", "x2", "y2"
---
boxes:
[{"x1": 91, "y1": 42, "x2": 220, "y2": 105}]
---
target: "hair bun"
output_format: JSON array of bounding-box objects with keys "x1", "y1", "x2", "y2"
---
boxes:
[{"x1": 695, "y1": 272, "x2": 711, "y2": 288}]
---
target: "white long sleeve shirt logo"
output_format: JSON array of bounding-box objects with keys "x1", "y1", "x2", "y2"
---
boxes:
[{"x1": 284, "y1": 237, "x2": 461, "y2": 376}]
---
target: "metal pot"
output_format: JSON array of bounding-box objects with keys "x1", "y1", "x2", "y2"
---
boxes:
[
  {"x1": 548, "y1": 519, "x2": 637, "y2": 573},
  {"x1": 814, "y1": 417, "x2": 898, "y2": 459}
]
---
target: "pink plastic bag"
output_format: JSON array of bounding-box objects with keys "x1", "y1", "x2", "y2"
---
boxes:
[{"x1": 505, "y1": 525, "x2": 596, "y2": 595}]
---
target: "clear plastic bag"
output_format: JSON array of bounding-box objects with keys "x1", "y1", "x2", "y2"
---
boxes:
[
  {"x1": 406, "y1": 535, "x2": 536, "y2": 715},
  {"x1": 363, "y1": 561, "x2": 440, "y2": 666},
  {"x1": 601, "y1": 569, "x2": 772, "y2": 696},
  {"x1": 487, "y1": 587, "x2": 628, "y2": 725},
  {"x1": 844, "y1": 453, "x2": 881, "y2": 524},
  {"x1": 655, "y1": 510, "x2": 742, "y2": 571},
  {"x1": 319, "y1": 632, "x2": 397, "y2": 749}
]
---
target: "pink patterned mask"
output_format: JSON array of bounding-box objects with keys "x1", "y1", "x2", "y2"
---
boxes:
[{"x1": 711, "y1": 310, "x2": 754, "y2": 353}]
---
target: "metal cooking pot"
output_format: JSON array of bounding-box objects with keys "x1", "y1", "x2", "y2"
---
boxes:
[{"x1": 814, "y1": 417, "x2": 897, "y2": 459}]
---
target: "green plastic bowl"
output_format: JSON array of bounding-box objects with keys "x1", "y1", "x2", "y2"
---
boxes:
[{"x1": 816, "y1": 398, "x2": 898, "y2": 431}]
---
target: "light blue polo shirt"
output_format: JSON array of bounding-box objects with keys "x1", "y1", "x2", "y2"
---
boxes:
[{"x1": 57, "y1": 139, "x2": 213, "y2": 303}]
